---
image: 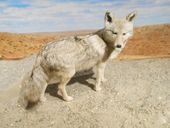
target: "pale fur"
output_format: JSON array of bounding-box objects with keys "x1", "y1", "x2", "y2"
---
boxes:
[{"x1": 18, "y1": 11, "x2": 136, "y2": 108}]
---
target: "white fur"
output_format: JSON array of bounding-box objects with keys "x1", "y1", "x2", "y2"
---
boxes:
[{"x1": 18, "y1": 11, "x2": 136, "y2": 107}]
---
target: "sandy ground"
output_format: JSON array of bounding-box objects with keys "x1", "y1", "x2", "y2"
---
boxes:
[{"x1": 0, "y1": 56, "x2": 169, "y2": 128}]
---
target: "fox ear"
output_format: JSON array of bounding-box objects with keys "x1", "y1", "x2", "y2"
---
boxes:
[
  {"x1": 126, "y1": 11, "x2": 136, "y2": 22},
  {"x1": 105, "y1": 11, "x2": 114, "y2": 24}
]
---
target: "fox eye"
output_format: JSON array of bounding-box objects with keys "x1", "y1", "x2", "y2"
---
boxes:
[
  {"x1": 112, "y1": 31, "x2": 117, "y2": 35},
  {"x1": 123, "y1": 33, "x2": 126, "y2": 35}
]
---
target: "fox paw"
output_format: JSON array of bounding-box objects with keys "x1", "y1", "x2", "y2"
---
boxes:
[
  {"x1": 63, "y1": 96, "x2": 73, "y2": 102},
  {"x1": 57, "y1": 90, "x2": 62, "y2": 97},
  {"x1": 101, "y1": 78, "x2": 107, "y2": 83},
  {"x1": 40, "y1": 96, "x2": 46, "y2": 102},
  {"x1": 94, "y1": 86, "x2": 102, "y2": 91}
]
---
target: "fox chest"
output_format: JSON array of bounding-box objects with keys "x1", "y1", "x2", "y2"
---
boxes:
[{"x1": 74, "y1": 47, "x2": 104, "y2": 71}]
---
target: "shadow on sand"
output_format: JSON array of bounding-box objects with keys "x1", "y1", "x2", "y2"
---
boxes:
[
  {"x1": 46, "y1": 71, "x2": 95, "y2": 100},
  {"x1": 26, "y1": 70, "x2": 95, "y2": 109}
]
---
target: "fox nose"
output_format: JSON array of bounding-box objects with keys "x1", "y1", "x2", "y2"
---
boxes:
[{"x1": 116, "y1": 44, "x2": 122, "y2": 48}]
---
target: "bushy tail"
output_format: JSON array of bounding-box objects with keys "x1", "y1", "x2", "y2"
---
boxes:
[{"x1": 18, "y1": 71, "x2": 41, "y2": 108}]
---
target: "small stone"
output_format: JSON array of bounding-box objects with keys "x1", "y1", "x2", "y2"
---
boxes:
[
  {"x1": 158, "y1": 96, "x2": 162, "y2": 100},
  {"x1": 39, "y1": 118, "x2": 44, "y2": 122},
  {"x1": 50, "y1": 121, "x2": 55, "y2": 125},
  {"x1": 160, "y1": 117, "x2": 167, "y2": 124},
  {"x1": 4, "y1": 108, "x2": 8, "y2": 113},
  {"x1": 15, "y1": 119, "x2": 22, "y2": 123},
  {"x1": 10, "y1": 123, "x2": 14, "y2": 127}
]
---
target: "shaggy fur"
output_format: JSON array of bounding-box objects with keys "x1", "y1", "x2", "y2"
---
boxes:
[{"x1": 18, "y1": 11, "x2": 136, "y2": 108}]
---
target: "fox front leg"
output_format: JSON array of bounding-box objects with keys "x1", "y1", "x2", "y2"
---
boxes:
[
  {"x1": 100, "y1": 63, "x2": 107, "y2": 83},
  {"x1": 94, "y1": 62, "x2": 107, "y2": 91}
]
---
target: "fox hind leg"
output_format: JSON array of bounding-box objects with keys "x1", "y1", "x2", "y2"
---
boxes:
[
  {"x1": 40, "y1": 83, "x2": 48, "y2": 102},
  {"x1": 57, "y1": 69, "x2": 75, "y2": 101}
]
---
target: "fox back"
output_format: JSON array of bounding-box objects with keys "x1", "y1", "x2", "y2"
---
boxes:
[{"x1": 40, "y1": 35, "x2": 107, "y2": 72}]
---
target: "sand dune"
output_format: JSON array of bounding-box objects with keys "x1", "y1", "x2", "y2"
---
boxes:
[
  {"x1": 119, "y1": 24, "x2": 170, "y2": 59},
  {"x1": 0, "y1": 24, "x2": 169, "y2": 60}
]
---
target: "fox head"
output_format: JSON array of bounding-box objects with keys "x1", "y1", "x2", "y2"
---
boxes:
[{"x1": 103, "y1": 11, "x2": 136, "y2": 52}]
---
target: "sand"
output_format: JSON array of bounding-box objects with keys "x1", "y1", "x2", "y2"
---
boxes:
[
  {"x1": 0, "y1": 56, "x2": 169, "y2": 128},
  {"x1": 0, "y1": 24, "x2": 170, "y2": 60}
]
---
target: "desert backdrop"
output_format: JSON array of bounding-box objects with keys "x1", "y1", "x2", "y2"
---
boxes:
[
  {"x1": 0, "y1": 24, "x2": 170, "y2": 60},
  {"x1": 0, "y1": 24, "x2": 170, "y2": 128}
]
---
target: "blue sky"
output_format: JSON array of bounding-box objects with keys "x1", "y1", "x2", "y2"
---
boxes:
[{"x1": 0, "y1": 0, "x2": 169, "y2": 33}]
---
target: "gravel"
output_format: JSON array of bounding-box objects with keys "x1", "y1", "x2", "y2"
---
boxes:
[
  {"x1": 0, "y1": 57, "x2": 170, "y2": 128},
  {"x1": 0, "y1": 55, "x2": 36, "y2": 90}
]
